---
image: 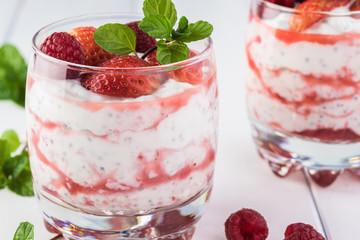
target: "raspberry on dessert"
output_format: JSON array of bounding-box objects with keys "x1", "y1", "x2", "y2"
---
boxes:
[
  {"x1": 40, "y1": 32, "x2": 85, "y2": 64},
  {"x1": 69, "y1": 26, "x2": 116, "y2": 66},
  {"x1": 284, "y1": 222, "x2": 325, "y2": 240},
  {"x1": 81, "y1": 55, "x2": 160, "y2": 98},
  {"x1": 225, "y1": 208, "x2": 269, "y2": 240},
  {"x1": 289, "y1": 0, "x2": 350, "y2": 32},
  {"x1": 265, "y1": 0, "x2": 295, "y2": 8},
  {"x1": 125, "y1": 21, "x2": 156, "y2": 53}
]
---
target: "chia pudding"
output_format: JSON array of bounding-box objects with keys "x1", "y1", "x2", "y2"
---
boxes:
[
  {"x1": 246, "y1": 3, "x2": 360, "y2": 142},
  {"x1": 26, "y1": 45, "x2": 218, "y2": 215}
]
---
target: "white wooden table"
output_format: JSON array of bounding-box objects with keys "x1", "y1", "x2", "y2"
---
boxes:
[{"x1": 0, "y1": 0, "x2": 359, "y2": 239}]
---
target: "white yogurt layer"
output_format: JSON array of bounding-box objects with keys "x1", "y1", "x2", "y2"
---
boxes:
[
  {"x1": 26, "y1": 73, "x2": 218, "y2": 214},
  {"x1": 246, "y1": 6, "x2": 360, "y2": 137}
]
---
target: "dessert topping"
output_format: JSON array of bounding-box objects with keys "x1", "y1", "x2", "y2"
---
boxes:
[
  {"x1": 69, "y1": 26, "x2": 116, "y2": 66},
  {"x1": 289, "y1": 0, "x2": 350, "y2": 32},
  {"x1": 81, "y1": 55, "x2": 160, "y2": 97}
]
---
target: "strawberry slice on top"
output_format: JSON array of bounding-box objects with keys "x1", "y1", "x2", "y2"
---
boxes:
[
  {"x1": 289, "y1": 0, "x2": 350, "y2": 32},
  {"x1": 81, "y1": 55, "x2": 160, "y2": 98},
  {"x1": 69, "y1": 26, "x2": 116, "y2": 66}
]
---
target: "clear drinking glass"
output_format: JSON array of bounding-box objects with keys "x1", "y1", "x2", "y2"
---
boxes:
[
  {"x1": 246, "y1": 0, "x2": 360, "y2": 186},
  {"x1": 26, "y1": 13, "x2": 218, "y2": 239}
]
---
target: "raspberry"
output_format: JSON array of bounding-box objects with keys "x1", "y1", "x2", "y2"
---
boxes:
[
  {"x1": 284, "y1": 223, "x2": 325, "y2": 240},
  {"x1": 40, "y1": 32, "x2": 85, "y2": 64},
  {"x1": 225, "y1": 208, "x2": 269, "y2": 240},
  {"x1": 125, "y1": 21, "x2": 156, "y2": 53}
]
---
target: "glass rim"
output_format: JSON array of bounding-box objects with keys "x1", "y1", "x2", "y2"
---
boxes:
[
  {"x1": 258, "y1": 0, "x2": 360, "y2": 16},
  {"x1": 32, "y1": 12, "x2": 213, "y2": 74}
]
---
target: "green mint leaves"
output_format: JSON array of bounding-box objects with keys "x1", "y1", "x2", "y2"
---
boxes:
[
  {"x1": 93, "y1": 23, "x2": 137, "y2": 56},
  {"x1": 140, "y1": 0, "x2": 212, "y2": 64},
  {"x1": 143, "y1": 0, "x2": 177, "y2": 26},
  {"x1": 0, "y1": 130, "x2": 34, "y2": 197},
  {"x1": 0, "y1": 44, "x2": 27, "y2": 107},
  {"x1": 13, "y1": 222, "x2": 34, "y2": 240},
  {"x1": 93, "y1": 0, "x2": 213, "y2": 65}
]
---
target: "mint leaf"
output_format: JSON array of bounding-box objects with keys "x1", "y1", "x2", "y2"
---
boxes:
[
  {"x1": 0, "y1": 139, "x2": 11, "y2": 165},
  {"x1": 156, "y1": 40, "x2": 189, "y2": 65},
  {"x1": 4, "y1": 151, "x2": 29, "y2": 178},
  {"x1": 177, "y1": 16, "x2": 189, "y2": 33},
  {"x1": 0, "y1": 171, "x2": 6, "y2": 189},
  {"x1": 13, "y1": 222, "x2": 34, "y2": 240},
  {"x1": 6, "y1": 150, "x2": 34, "y2": 197},
  {"x1": 172, "y1": 16, "x2": 191, "y2": 40},
  {"x1": 94, "y1": 23, "x2": 136, "y2": 55},
  {"x1": 1, "y1": 130, "x2": 21, "y2": 153},
  {"x1": 143, "y1": 0, "x2": 177, "y2": 27},
  {"x1": 0, "y1": 44, "x2": 27, "y2": 107},
  {"x1": 176, "y1": 20, "x2": 213, "y2": 43},
  {"x1": 139, "y1": 15, "x2": 173, "y2": 39}
]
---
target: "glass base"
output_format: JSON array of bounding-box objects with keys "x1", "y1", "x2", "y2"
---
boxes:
[
  {"x1": 37, "y1": 186, "x2": 212, "y2": 239},
  {"x1": 251, "y1": 122, "x2": 360, "y2": 186}
]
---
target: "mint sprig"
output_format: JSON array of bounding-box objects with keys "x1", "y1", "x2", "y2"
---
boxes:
[
  {"x1": 0, "y1": 130, "x2": 34, "y2": 197},
  {"x1": 0, "y1": 44, "x2": 27, "y2": 107},
  {"x1": 93, "y1": 23, "x2": 138, "y2": 56},
  {"x1": 93, "y1": 0, "x2": 213, "y2": 65},
  {"x1": 13, "y1": 222, "x2": 34, "y2": 240}
]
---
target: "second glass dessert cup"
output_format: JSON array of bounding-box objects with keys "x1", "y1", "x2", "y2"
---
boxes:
[
  {"x1": 246, "y1": 0, "x2": 360, "y2": 186},
  {"x1": 26, "y1": 13, "x2": 218, "y2": 239}
]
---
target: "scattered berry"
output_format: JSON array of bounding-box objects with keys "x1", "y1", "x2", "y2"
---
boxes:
[
  {"x1": 284, "y1": 222, "x2": 325, "y2": 240},
  {"x1": 225, "y1": 208, "x2": 269, "y2": 240},
  {"x1": 265, "y1": 0, "x2": 295, "y2": 8},
  {"x1": 81, "y1": 55, "x2": 160, "y2": 98},
  {"x1": 171, "y1": 50, "x2": 204, "y2": 85},
  {"x1": 69, "y1": 26, "x2": 116, "y2": 66},
  {"x1": 289, "y1": 0, "x2": 350, "y2": 32},
  {"x1": 125, "y1": 21, "x2": 157, "y2": 53},
  {"x1": 40, "y1": 32, "x2": 85, "y2": 64}
]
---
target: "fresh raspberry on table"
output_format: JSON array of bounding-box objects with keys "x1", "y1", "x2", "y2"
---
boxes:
[
  {"x1": 225, "y1": 208, "x2": 269, "y2": 240},
  {"x1": 284, "y1": 222, "x2": 325, "y2": 240},
  {"x1": 40, "y1": 32, "x2": 85, "y2": 64},
  {"x1": 69, "y1": 26, "x2": 116, "y2": 66},
  {"x1": 81, "y1": 55, "x2": 160, "y2": 98},
  {"x1": 125, "y1": 21, "x2": 156, "y2": 53}
]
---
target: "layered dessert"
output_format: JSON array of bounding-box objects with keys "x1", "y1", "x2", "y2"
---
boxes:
[
  {"x1": 26, "y1": 17, "x2": 217, "y2": 215},
  {"x1": 246, "y1": 0, "x2": 360, "y2": 142}
]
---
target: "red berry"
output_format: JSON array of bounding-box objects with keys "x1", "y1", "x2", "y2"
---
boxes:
[
  {"x1": 170, "y1": 50, "x2": 204, "y2": 85},
  {"x1": 225, "y1": 208, "x2": 269, "y2": 240},
  {"x1": 145, "y1": 50, "x2": 161, "y2": 66},
  {"x1": 69, "y1": 26, "x2": 116, "y2": 66},
  {"x1": 125, "y1": 21, "x2": 156, "y2": 53},
  {"x1": 40, "y1": 32, "x2": 85, "y2": 64},
  {"x1": 265, "y1": 0, "x2": 295, "y2": 8},
  {"x1": 81, "y1": 55, "x2": 160, "y2": 98},
  {"x1": 284, "y1": 223, "x2": 325, "y2": 240},
  {"x1": 289, "y1": 0, "x2": 350, "y2": 32}
]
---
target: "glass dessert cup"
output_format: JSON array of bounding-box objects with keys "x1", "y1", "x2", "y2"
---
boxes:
[
  {"x1": 246, "y1": 0, "x2": 360, "y2": 186},
  {"x1": 26, "y1": 13, "x2": 218, "y2": 239}
]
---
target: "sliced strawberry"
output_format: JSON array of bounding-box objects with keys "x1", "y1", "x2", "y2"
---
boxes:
[
  {"x1": 289, "y1": 0, "x2": 350, "y2": 32},
  {"x1": 81, "y1": 55, "x2": 160, "y2": 98},
  {"x1": 171, "y1": 50, "x2": 204, "y2": 85},
  {"x1": 145, "y1": 50, "x2": 161, "y2": 66},
  {"x1": 69, "y1": 26, "x2": 116, "y2": 66}
]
